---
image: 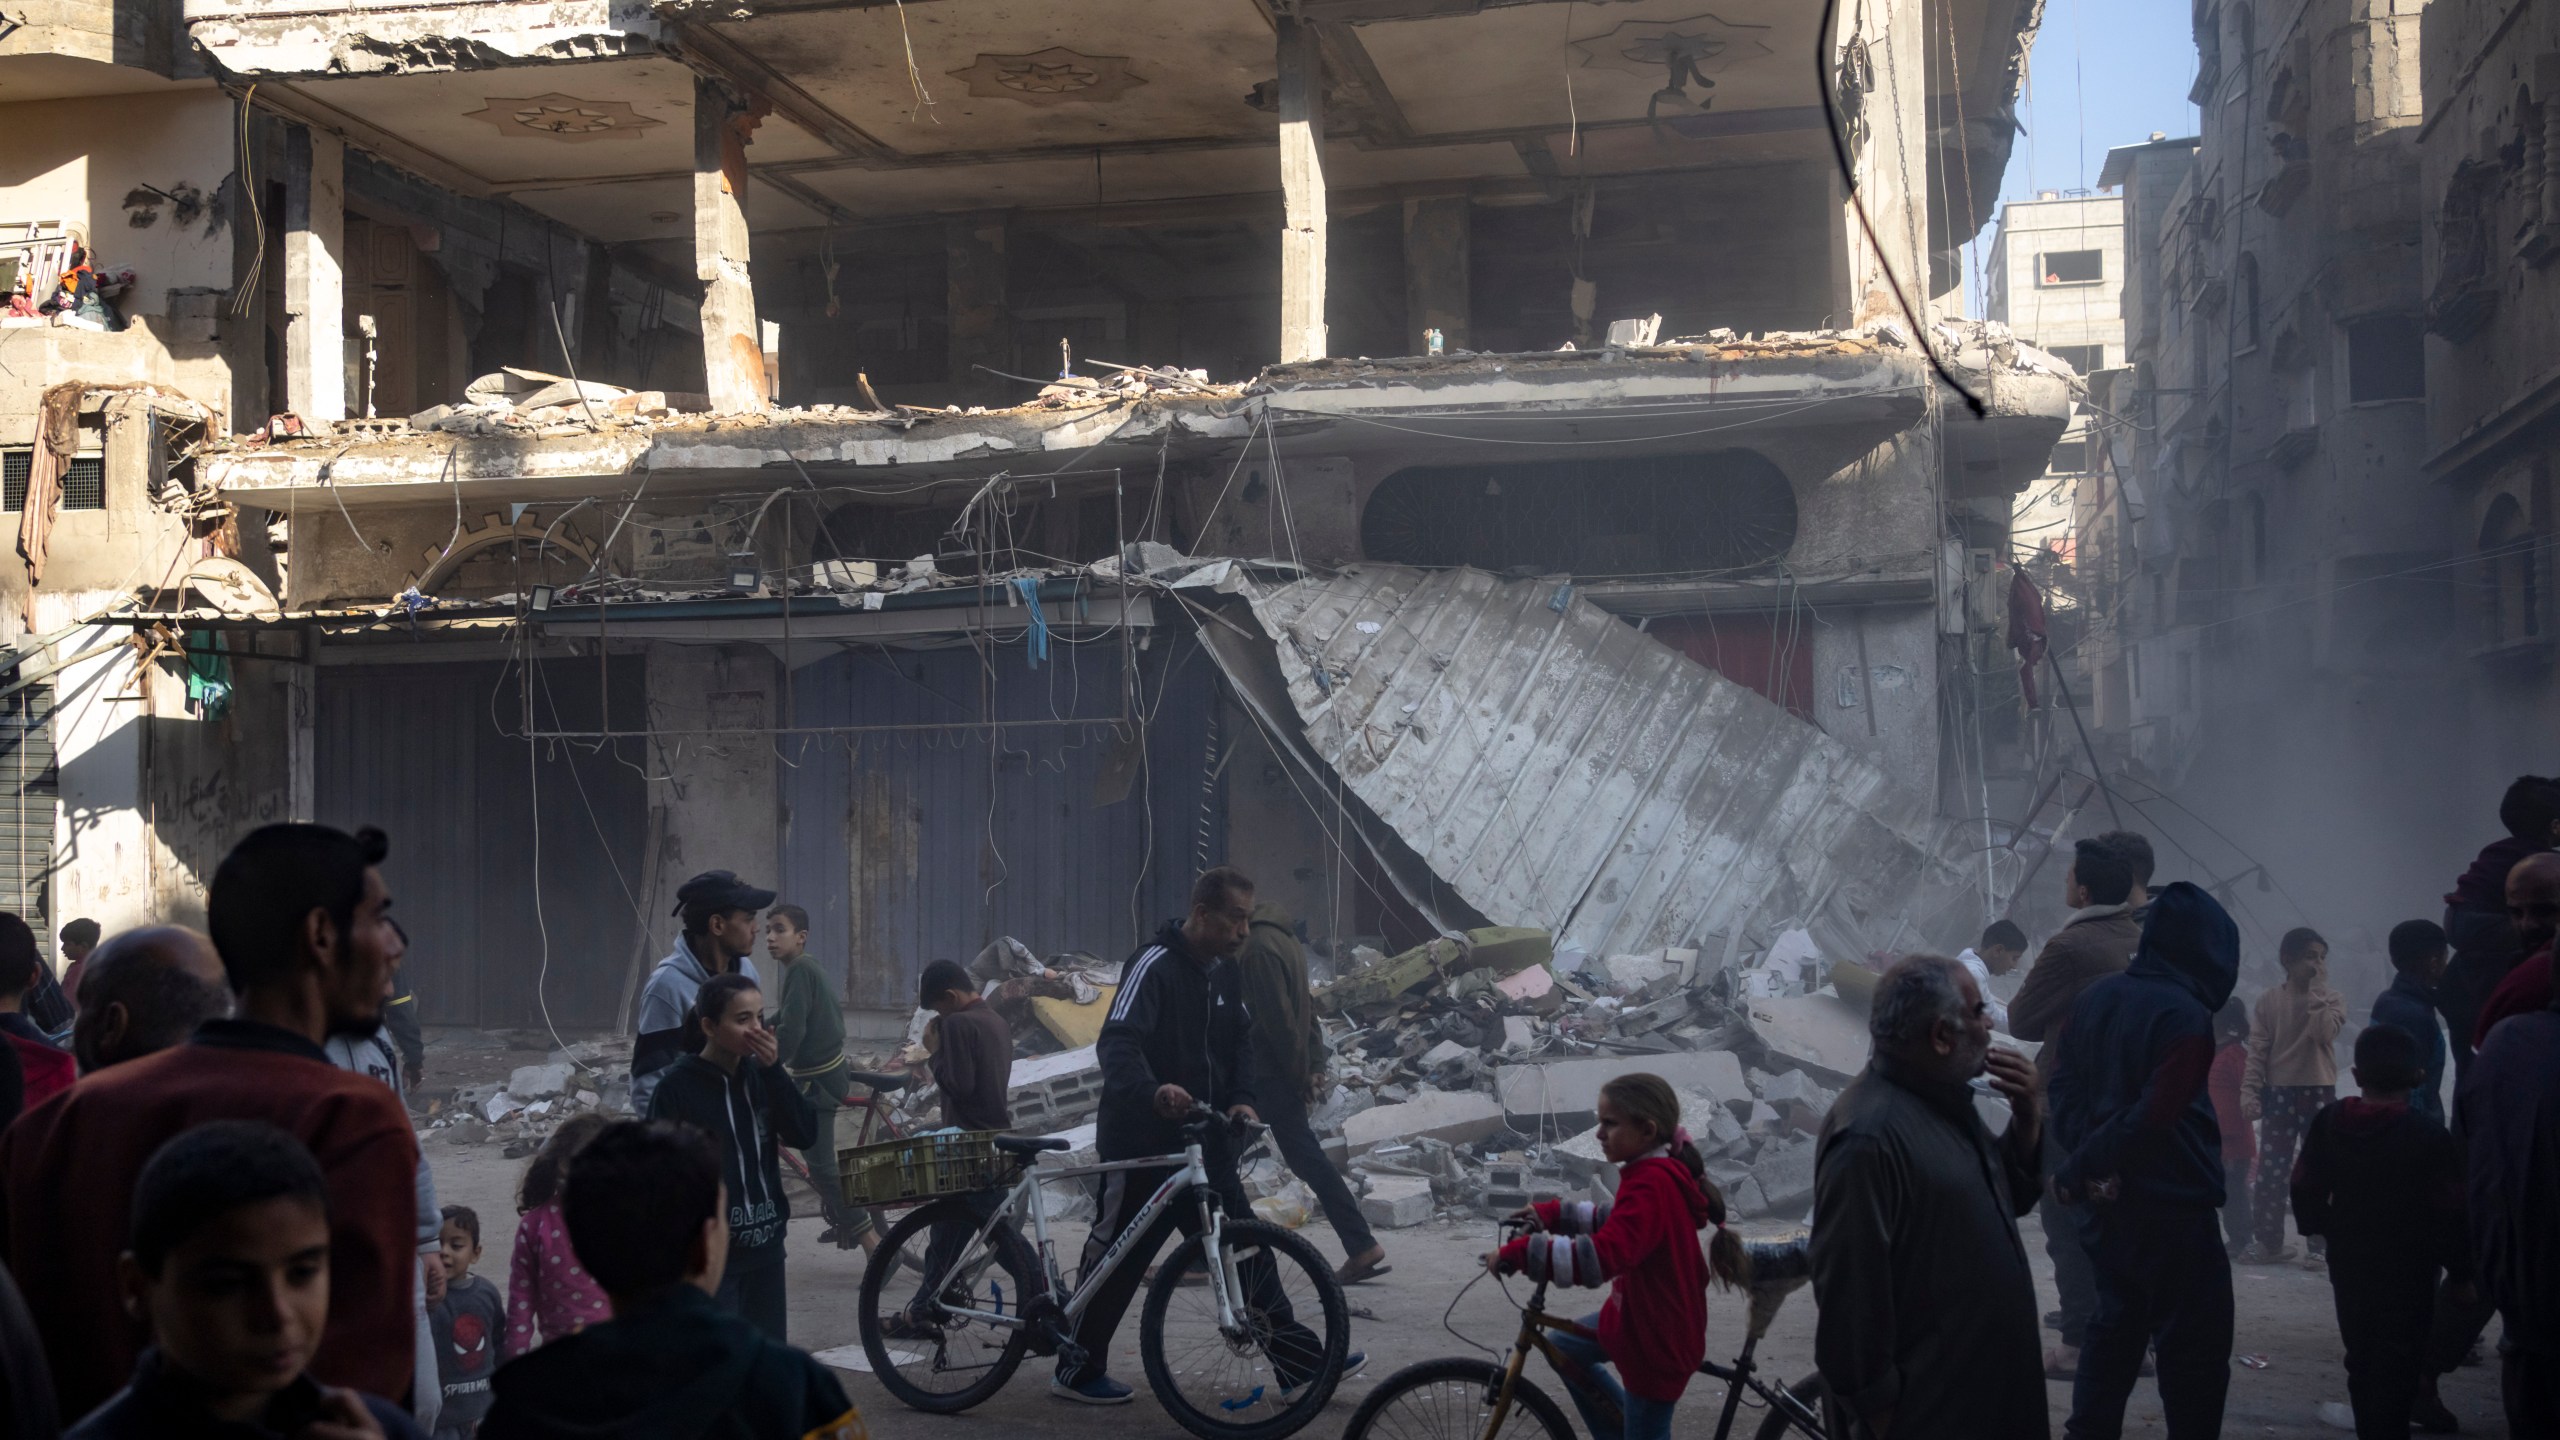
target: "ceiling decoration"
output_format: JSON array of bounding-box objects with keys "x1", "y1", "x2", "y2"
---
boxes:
[
  {"x1": 463, "y1": 94, "x2": 664, "y2": 143},
  {"x1": 1573, "y1": 14, "x2": 1775, "y2": 82},
  {"x1": 947, "y1": 47, "x2": 1148, "y2": 106}
]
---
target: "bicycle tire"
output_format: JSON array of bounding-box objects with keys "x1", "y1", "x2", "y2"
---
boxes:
[
  {"x1": 1750, "y1": 1371, "x2": 1829, "y2": 1440},
  {"x1": 856, "y1": 1196, "x2": 1035, "y2": 1413},
  {"x1": 1343, "y1": 1358, "x2": 1576, "y2": 1440},
  {"x1": 1139, "y1": 1217, "x2": 1350, "y2": 1440}
]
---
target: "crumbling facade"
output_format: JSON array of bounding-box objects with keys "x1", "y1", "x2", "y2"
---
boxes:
[
  {"x1": 1, "y1": 0, "x2": 2070, "y2": 1029},
  {"x1": 2417, "y1": 0, "x2": 2560, "y2": 786},
  {"x1": 2073, "y1": 0, "x2": 2473, "y2": 959}
]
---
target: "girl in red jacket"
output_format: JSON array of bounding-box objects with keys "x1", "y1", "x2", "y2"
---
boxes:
[{"x1": 1488, "y1": 1073, "x2": 1743, "y2": 1440}]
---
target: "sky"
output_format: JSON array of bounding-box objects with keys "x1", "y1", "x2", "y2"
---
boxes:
[{"x1": 1960, "y1": 0, "x2": 2203, "y2": 312}]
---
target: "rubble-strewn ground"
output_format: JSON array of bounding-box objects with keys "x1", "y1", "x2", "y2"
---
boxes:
[{"x1": 423, "y1": 1033, "x2": 2512, "y2": 1440}]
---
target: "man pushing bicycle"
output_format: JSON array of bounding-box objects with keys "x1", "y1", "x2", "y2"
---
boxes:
[{"x1": 1055, "y1": 865, "x2": 1357, "y2": 1406}]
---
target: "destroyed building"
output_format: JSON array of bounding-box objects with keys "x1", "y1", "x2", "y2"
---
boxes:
[{"x1": 0, "y1": 0, "x2": 2070, "y2": 1034}]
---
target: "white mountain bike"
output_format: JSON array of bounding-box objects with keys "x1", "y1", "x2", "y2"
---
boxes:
[{"x1": 855, "y1": 1107, "x2": 1352, "y2": 1440}]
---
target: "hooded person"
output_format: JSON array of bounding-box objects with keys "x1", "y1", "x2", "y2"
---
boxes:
[
  {"x1": 2050, "y1": 881, "x2": 2241, "y2": 1440},
  {"x1": 630, "y1": 872, "x2": 771, "y2": 1115}
]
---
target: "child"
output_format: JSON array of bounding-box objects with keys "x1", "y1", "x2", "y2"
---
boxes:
[
  {"x1": 430, "y1": 1206, "x2": 503, "y2": 1439},
  {"x1": 643, "y1": 972, "x2": 818, "y2": 1343},
  {"x1": 2240, "y1": 926, "x2": 2345, "y2": 1263},
  {"x1": 69, "y1": 1120, "x2": 426, "y2": 1438},
  {"x1": 0, "y1": 916, "x2": 73, "y2": 1112},
  {"x1": 2372, "y1": 920, "x2": 2450, "y2": 1126},
  {"x1": 478, "y1": 1120, "x2": 863, "y2": 1440},
  {"x1": 504, "y1": 1114, "x2": 612, "y2": 1359},
  {"x1": 2289, "y1": 1024, "x2": 2469, "y2": 1439},
  {"x1": 1487, "y1": 1073, "x2": 1741, "y2": 1440},
  {"x1": 2207, "y1": 998, "x2": 2256, "y2": 1258}
]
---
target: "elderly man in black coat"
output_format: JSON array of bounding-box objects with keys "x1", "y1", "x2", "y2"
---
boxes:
[{"x1": 1812, "y1": 953, "x2": 2049, "y2": 1440}]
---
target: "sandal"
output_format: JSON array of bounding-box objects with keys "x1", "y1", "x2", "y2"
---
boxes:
[{"x1": 1335, "y1": 1253, "x2": 1393, "y2": 1286}]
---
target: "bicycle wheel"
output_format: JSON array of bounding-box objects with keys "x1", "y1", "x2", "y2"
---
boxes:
[
  {"x1": 856, "y1": 1197, "x2": 1035, "y2": 1413},
  {"x1": 1344, "y1": 1358, "x2": 1576, "y2": 1440},
  {"x1": 1140, "y1": 1216, "x2": 1350, "y2": 1440},
  {"x1": 1751, "y1": 1371, "x2": 1829, "y2": 1440}
]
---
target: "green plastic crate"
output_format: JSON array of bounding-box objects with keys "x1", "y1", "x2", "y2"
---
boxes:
[{"x1": 838, "y1": 1130, "x2": 1010, "y2": 1208}]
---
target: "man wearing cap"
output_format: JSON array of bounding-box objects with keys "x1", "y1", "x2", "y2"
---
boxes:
[{"x1": 631, "y1": 870, "x2": 770, "y2": 1113}]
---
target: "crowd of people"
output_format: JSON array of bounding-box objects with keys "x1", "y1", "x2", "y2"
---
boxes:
[
  {"x1": 0, "y1": 784, "x2": 2549, "y2": 1440},
  {"x1": 1806, "y1": 780, "x2": 2560, "y2": 1440}
]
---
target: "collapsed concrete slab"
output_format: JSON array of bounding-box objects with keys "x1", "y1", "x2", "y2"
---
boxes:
[
  {"x1": 1233, "y1": 566, "x2": 1979, "y2": 969},
  {"x1": 1339, "y1": 1090, "x2": 1506, "y2": 1154},
  {"x1": 1746, "y1": 993, "x2": 1874, "y2": 1083},
  {"x1": 1493, "y1": 1051, "x2": 1750, "y2": 1125}
]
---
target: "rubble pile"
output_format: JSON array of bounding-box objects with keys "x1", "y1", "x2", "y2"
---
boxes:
[
  {"x1": 424, "y1": 1038, "x2": 628, "y2": 1157},
  {"x1": 1273, "y1": 924, "x2": 1874, "y2": 1229}
]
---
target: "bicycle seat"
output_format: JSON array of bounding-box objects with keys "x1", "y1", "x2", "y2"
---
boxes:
[
  {"x1": 845, "y1": 1069, "x2": 914, "y2": 1093},
  {"x1": 992, "y1": 1135, "x2": 1073, "y2": 1156}
]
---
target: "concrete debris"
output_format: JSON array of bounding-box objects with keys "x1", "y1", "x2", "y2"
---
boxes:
[
  {"x1": 1748, "y1": 1136, "x2": 1819, "y2": 1217},
  {"x1": 1358, "y1": 1175, "x2": 1436, "y2": 1229},
  {"x1": 1340, "y1": 1090, "x2": 1505, "y2": 1154},
  {"x1": 506, "y1": 1062, "x2": 577, "y2": 1100}
]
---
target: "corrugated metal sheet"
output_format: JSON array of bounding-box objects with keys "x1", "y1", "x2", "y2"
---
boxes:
[
  {"x1": 781, "y1": 632, "x2": 1219, "y2": 1010},
  {"x1": 1242, "y1": 566, "x2": 1971, "y2": 964},
  {"x1": 318, "y1": 659, "x2": 646, "y2": 1029},
  {"x1": 0, "y1": 684, "x2": 57, "y2": 937}
]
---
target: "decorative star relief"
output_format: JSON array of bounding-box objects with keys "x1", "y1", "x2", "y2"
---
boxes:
[
  {"x1": 464, "y1": 94, "x2": 666, "y2": 143},
  {"x1": 1570, "y1": 13, "x2": 1776, "y2": 81},
  {"x1": 948, "y1": 47, "x2": 1147, "y2": 106}
]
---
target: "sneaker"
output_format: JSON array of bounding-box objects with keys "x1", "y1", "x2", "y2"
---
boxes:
[
  {"x1": 2411, "y1": 1392, "x2": 2460, "y2": 1434},
  {"x1": 2237, "y1": 1242, "x2": 2297, "y2": 1265},
  {"x1": 2043, "y1": 1309, "x2": 2063, "y2": 1330},
  {"x1": 1281, "y1": 1352, "x2": 1367, "y2": 1405},
  {"x1": 1052, "y1": 1373, "x2": 1135, "y2": 1406}
]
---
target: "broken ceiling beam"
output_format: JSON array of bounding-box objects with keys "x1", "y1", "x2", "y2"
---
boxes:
[
  {"x1": 694, "y1": 75, "x2": 768, "y2": 416},
  {"x1": 1236, "y1": 565, "x2": 1977, "y2": 966},
  {"x1": 283, "y1": 125, "x2": 348, "y2": 425},
  {"x1": 1276, "y1": 16, "x2": 1329, "y2": 365}
]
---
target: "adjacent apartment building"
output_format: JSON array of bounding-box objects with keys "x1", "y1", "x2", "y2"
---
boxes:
[
  {"x1": 2075, "y1": 0, "x2": 2474, "y2": 950},
  {"x1": 0, "y1": 0, "x2": 2068, "y2": 1027},
  {"x1": 1985, "y1": 188, "x2": 2126, "y2": 575}
]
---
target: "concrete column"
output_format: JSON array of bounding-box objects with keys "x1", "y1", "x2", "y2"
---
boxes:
[
  {"x1": 695, "y1": 75, "x2": 766, "y2": 414},
  {"x1": 282, "y1": 125, "x2": 346, "y2": 423},
  {"x1": 944, "y1": 214, "x2": 1008, "y2": 404},
  {"x1": 1402, "y1": 194, "x2": 1469, "y2": 354},
  {"x1": 1276, "y1": 18, "x2": 1327, "y2": 363}
]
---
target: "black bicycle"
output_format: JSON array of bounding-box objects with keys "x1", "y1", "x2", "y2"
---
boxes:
[{"x1": 1342, "y1": 1226, "x2": 1826, "y2": 1440}]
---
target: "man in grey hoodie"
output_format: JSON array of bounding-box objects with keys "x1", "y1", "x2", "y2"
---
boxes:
[{"x1": 631, "y1": 872, "x2": 771, "y2": 1114}]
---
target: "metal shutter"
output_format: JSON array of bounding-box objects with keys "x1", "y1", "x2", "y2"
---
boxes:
[{"x1": 0, "y1": 683, "x2": 58, "y2": 935}]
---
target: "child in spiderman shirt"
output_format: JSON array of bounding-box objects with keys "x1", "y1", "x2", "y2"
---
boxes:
[{"x1": 431, "y1": 1205, "x2": 504, "y2": 1438}]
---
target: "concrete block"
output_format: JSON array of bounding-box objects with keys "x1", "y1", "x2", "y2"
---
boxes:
[
  {"x1": 1501, "y1": 1016, "x2": 1539, "y2": 1051},
  {"x1": 1729, "y1": 1173, "x2": 1770, "y2": 1217},
  {"x1": 1758, "y1": 1070, "x2": 1834, "y2": 1110},
  {"x1": 1603, "y1": 953, "x2": 1676, "y2": 991},
  {"x1": 1421, "y1": 1039, "x2": 1473, "y2": 1068},
  {"x1": 508, "y1": 1062, "x2": 575, "y2": 1100},
  {"x1": 1495, "y1": 1051, "x2": 1750, "y2": 1123},
  {"x1": 1359, "y1": 1175, "x2": 1436, "y2": 1229},
  {"x1": 1751, "y1": 1136, "x2": 1818, "y2": 1215},
  {"x1": 1340, "y1": 1090, "x2": 1506, "y2": 1153},
  {"x1": 484, "y1": 1093, "x2": 524, "y2": 1123},
  {"x1": 1745, "y1": 993, "x2": 1871, "y2": 1081}
]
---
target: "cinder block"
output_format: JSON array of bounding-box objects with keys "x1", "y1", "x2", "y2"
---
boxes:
[{"x1": 1359, "y1": 1176, "x2": 1436, "y2": 1229}]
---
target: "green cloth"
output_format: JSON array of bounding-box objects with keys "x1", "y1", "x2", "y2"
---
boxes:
[
  {"x1": 1238, "y1": 903, "x2": 1326, "y2": 1099},
  {"x1": 774, "y1": 954, "x2": 847, "y2": 1077}
]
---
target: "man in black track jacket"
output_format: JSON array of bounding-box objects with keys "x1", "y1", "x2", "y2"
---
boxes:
[{"x1": 1053, "y1": 866, "x2": 1332, "y2": 1406}]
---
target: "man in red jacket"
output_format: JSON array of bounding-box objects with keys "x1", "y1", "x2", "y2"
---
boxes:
[
  {"x1": 0, "y1": 915, "x2": 74, "y2": 1110},
  {"x1": 0, "y1": 823, "x2": 418, "y2": 1420}
]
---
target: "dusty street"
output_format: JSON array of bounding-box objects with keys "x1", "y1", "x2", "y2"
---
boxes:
[{"x1": 428, "y1": 1097, "x2": 2514, "y2": 1440}]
